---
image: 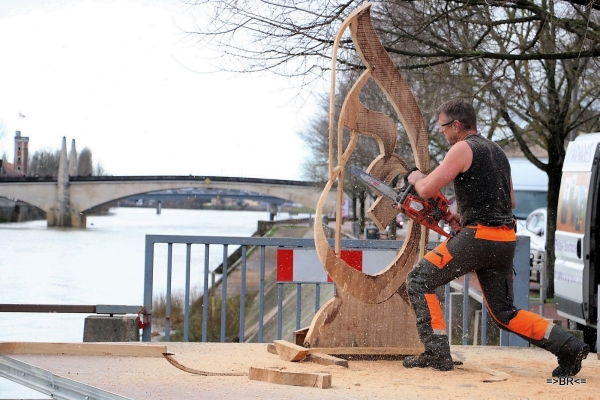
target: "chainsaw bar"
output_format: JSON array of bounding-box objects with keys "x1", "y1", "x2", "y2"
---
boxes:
[{"x1": 347, "y1": 165, "x2": 399, "y2": 202}]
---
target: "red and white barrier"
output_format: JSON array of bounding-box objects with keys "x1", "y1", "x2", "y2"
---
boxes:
[{"x1": 277, "y1": 248, "x2": 398, "y2": 283}]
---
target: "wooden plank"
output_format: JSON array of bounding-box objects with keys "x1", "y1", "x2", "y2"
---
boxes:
[
  {"x1": 273, "y1": 340, "x2": 309, "y2": 362},
  {"x1": 0, "y1": 342, "x2": 167, "y2": 357},
  {"x1": 271, "y1": 340, "x2": 421, "y2": 361},
  {"x1": 248, "y1": 367, "x2": 331, "y2": 389},
  {"x1": 305, "y1": 353, "x2": 348, "y2": 368},
  {"x1": 269, "y1": 343, "x2": 347, "y2": 367}
]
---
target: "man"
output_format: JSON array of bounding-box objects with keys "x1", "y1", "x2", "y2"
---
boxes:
[{"x1": 403, "y1": 98, "x2": 589, "y2": 376}]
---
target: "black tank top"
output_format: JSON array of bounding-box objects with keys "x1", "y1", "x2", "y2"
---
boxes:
[{"x1": 454, "y1": 134, "x2": 514, "y2": 227}]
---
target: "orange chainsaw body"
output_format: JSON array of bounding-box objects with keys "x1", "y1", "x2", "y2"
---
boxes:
[{"x1": 399, "y1": 191, "x2": 453, "y2": 238}]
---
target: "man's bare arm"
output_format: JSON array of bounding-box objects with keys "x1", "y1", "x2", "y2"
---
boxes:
[{"x1": 408, "y1": 141, "x2": 473, "y2": 198}]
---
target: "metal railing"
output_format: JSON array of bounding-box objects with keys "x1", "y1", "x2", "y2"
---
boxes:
[
  {"x1": 143, "y1": 235, "x2": 531, "y2": 346},
  {"x1": 142, "y1": 236, "x2": 400, "y2": 342},
  {"x1": 528, "y1": 251, "x2": 547, "y2": 316}
]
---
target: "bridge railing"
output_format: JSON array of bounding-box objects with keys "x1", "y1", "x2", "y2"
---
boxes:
[{"x1": 143, "y1": 235, "x2": 531, "y2": 346}]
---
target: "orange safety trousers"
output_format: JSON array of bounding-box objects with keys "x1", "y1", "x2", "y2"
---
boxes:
[{"x1": 406, "y1": 225, "x2": 551, "y2": 345}]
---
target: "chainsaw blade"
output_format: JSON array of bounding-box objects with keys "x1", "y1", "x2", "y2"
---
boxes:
[{"x1": 347, "y1": 165, "x2": 399, "y2": 202}]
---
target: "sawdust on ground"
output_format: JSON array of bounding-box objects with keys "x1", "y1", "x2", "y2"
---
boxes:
[{"x1": 10, "y1": 343, "x2": 600, "y2": 399}]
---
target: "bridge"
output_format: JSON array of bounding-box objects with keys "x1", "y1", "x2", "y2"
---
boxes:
[
  {"x1": 0, "y1": 138, "x2": 338, "y2": 228},
  {"x1": 131, "y1": 188, "x2": 297, "y2": 205}
]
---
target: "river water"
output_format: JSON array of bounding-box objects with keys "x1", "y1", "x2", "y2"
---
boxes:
[{"x1": 0, "y1": 207, "x2": 277, "y2": 398}]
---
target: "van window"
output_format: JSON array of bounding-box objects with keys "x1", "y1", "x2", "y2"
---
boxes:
[{"x1": 513, "y1": 191, "x2": 547, "y2": 219}]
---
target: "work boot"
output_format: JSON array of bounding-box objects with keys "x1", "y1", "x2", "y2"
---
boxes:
[
  {"x1": 552, "y1": 336, "x2": 589, "y2": 377},
  {"x1": 534, "y1": 324, "x2": 590, "y2": 377},
  {"x1": 403, "y1": 334, "x2": 453, "y2": 371}
]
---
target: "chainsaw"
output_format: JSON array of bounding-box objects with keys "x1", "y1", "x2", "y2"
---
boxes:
[{"x1": 347, "y1": 165, "x2": 455, "y2": 238}]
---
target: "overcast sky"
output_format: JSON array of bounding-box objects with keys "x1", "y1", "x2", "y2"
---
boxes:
[{"x1": 0, "y1": 0, "x2": 318, "y2": 180}]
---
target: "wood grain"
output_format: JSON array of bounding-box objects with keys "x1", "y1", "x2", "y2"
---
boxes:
[
  {"x1": 273, "y1": 340, "x2": 309, "y2": 362},
  {"x1": 307, "y1": 3, "x2": 431, "y2": 352},
  {"x1": 0, "y1": 342, "x2": 166, "y2": 357},
  {"x1": 248, "y1": 367, "x2": 332, "y2": 389}
]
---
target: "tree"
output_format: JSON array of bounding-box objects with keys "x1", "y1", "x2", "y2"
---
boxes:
[
  {"x1": 28, "y1": 148, "x2": 60, "y2": 177},
  {"x1": 94, "y1": 161, "x2": 107, "y2": 176},
  {"x1": 78, "y1": 147, "x2": 94, "y2": 176},
  {"x1": 28, "y1": 146, "x2": 107, "y2": 177},
  {"x1": 189, "y1": 0, "x2": 600, "y2": 296}
]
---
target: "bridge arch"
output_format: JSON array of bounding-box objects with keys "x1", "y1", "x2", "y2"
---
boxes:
[{"x1": 0, "y1": 176, "x2": 339, "y2": 227}]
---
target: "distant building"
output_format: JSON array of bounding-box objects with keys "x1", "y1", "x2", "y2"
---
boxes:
[
  {"x1": 13, "y1": 131, "x2": 29, "y2": 175},
  {"x1": 0, "y1": 160, "x2": 24, "y2": 177}
]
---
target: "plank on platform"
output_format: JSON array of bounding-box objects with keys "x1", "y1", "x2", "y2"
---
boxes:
[
  {"x1": 0, "y1": 342, "x2": 167, "y2": 357},
  {"x1": 273, "y1": 340, "x2": 309, "y2": 362},
  {"x1": 248, "y1": 367, "x2": 331, "y2": 389},
  {"x1": 272, "y1": 340, "x2": 421, "y2": 362},
  {"x1": 268, "y1": 343, "x2": 347, "y2": 367}
]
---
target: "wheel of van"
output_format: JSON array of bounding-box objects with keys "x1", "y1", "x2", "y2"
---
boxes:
[{"x1": 567, "y1": 320, "x2": 598, "y2": 353}]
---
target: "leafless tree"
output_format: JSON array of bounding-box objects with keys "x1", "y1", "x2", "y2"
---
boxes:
[
  {"x1": 188, "y1": 0, "x2": 600, "y2": 295},
  {"x1": 28, "y1": 146, "x2": 107, "y2": 178},
  {"x1": 94, "y1": 161, "x2": 107, "y2": 176},
  {"x1": 27, "y1": 148, "x2": 60, "y2": 177}
]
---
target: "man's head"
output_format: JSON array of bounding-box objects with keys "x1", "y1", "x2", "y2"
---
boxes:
[{"x1": 436, "y1": 98, "x2": 477, "y2": 132}]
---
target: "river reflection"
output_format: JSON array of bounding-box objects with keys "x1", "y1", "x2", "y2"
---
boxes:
[{"x1": 0, "y1": 207, "x2": 271, "y2": 342}]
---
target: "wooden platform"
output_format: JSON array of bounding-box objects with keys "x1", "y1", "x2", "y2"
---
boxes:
[{"x1": 1, "y1": 343, "x2": 598, "y2": 399}]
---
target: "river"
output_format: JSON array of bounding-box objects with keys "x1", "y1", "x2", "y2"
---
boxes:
[{"x1": 0, "y1": 207, "x2": 280, "y2": 398}]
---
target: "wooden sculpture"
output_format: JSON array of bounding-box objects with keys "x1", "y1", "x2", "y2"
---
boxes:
[{"x1": 307, "y1": 3, "x2": 431, "y2": 349}]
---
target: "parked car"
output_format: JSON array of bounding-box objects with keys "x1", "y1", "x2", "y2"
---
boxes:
[
  {"x1": 509, "y1": 158, "x2": 548, "y2": 232},
  {"x1": 518, "y1": 207, "x2": 547, "y2": 282}
]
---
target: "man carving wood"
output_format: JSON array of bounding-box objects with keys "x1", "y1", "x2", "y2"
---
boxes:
[{"x1": 403, "y1": 98, "x2": 589, "y2": 377}]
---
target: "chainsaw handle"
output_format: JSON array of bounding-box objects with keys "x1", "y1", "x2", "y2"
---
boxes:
[
  {"x1": 397, "y1": 167, "x2": 420, "y2": 204},
  {"x1": 403, "y1": 166, "x2": 421, "y2": 185},
  {"x1": 396, "y1": 183, "x2": 414, "y2": 205}
]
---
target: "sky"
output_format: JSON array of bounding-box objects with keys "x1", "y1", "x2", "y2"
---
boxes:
[{"x1": 0, "y1": 0, "x2": 318, "y2": 180}]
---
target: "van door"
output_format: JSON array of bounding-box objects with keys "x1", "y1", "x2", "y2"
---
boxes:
[{"x1": 555, "y1": 136, "x2": 600, "y2": 324}]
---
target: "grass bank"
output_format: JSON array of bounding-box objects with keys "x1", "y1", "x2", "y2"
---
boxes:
[{"x1": 152, "y1": 290, "x2": 256, "y2": 342}]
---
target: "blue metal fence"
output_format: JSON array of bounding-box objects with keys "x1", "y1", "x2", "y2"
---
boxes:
[{"x1": 142, "y1": 235, "x2": 531, "y2": 346}]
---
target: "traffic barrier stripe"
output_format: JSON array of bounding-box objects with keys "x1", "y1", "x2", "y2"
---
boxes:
[{"x1": 277, "y1": 248, "x2": 397, "y2": 283}]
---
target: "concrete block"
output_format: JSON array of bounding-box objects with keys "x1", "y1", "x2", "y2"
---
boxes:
[{"x1": 83, "y1": 315, "x2": 140, "y2": 342}]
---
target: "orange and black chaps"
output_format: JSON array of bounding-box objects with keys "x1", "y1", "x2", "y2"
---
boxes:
[{"x1": 406, "y1": 225, "x2": 552, "y2": 348}]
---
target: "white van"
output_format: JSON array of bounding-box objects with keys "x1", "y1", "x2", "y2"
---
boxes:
[{"x1": 554, "y1": 132, "x2": 600, "y2": 351}]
